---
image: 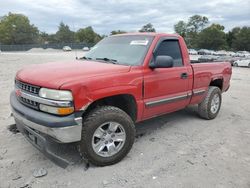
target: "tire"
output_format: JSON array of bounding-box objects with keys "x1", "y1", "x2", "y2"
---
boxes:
[
  {"x1": 234, "y1": 62, "x2": 238, "y2": 67},
  {"x1": 198, "y1": 86, "x2": 222, "y2": 120},
  {"x1": 248, "y1": 63, "x2": 250, "y2": 68},
  {"x1": 79, "y1": 106, "x2": 135, "y2": 166}
]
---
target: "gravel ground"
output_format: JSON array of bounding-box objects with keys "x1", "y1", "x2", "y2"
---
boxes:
[{"x1": 0, "y1": 52, "x2": 250, "y2": 188}]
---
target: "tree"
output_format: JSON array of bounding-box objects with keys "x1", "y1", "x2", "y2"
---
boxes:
[
  {"x1": 174, "y1": 21, "x2": 187, "y2": 37},
  {"x1": 55, "y1": 22, "x2": 74, "y2": 43},
  {"x1": 197, "y1": 24, "x2": 227, "y2": 50},
  {"x1": 139, "y1": 23, "x2": 156, "y2": 32},
  {"x1": 226, "y1": 27, "x2": 240, "y2": 49},
  {"x1": 173, "y1": 15, "x2": 209, "y2": 48},
  {"x1": 187, "y1": 15, "x2": 209, "y2": 33},
  {"x1": 185, "y1": 15, "x2": 209, "y2": 48},
  {"x1": 174, "y1": 15, "x2": 250, "y2": 51},
  {"x1": 230, "y1": 27, "x2": 250, "y2": 51},
  {"x1": 76, "y1": 26, "x2": 101, "y2": 44},
  {"x1": 38, "y1": 32, "x2": 49, "y2": 44},
  {"x1": 211, "y1": 24, "x2": 225, "y2": 31},
  {"x1": 110, "y1": 30, "x2": 126, "y2": 35},
  {"x1": 0, "y1": 12, "x2": 39, "y2": 44}
]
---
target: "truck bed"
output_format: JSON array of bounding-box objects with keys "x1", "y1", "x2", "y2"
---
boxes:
[{"x1": 191, "y1": 62, "x2": 232, "y2": 92}]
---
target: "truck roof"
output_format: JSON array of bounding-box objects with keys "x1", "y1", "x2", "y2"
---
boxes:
[{"x1": 113, "y1": 32, "x2": 180, "y2": 38}]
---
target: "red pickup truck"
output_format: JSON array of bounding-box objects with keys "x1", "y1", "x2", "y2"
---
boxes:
[{"x1": 11, "y1": 33, "x2": 232, "y2": 167}]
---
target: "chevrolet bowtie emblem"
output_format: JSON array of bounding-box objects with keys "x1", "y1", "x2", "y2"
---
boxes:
[{"x1": 15, "y1": 89, "x2": 22, "y2": 97}]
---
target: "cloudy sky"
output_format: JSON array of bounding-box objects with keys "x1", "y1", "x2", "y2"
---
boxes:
[{"x1": 1, "y1": 0, "x2": 250, "y2": 34}]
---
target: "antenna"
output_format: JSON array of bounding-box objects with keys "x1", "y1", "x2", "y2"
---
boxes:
[{"x1": 73, "y1": 23, "x2": 78, "y2": 59}]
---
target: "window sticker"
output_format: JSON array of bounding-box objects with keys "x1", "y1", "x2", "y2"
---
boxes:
[{"x1": 130, "y1": 40, "x2": 149, "y2": 46}]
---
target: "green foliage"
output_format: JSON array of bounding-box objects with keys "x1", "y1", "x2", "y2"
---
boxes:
[
  {"x1": 231, "y1": 27, "x2": 250, "y2": 51},
  {"x1": 55, "y1": 22, "x2": 74, "y2": 43},
  {"x1": 211, "y1": 24, "x2": 225, "y2": 31},
  {"x1": 110, "y1": 30, "x2": 126, "y2": 35},
  {"x1": 76, "y1": 26, "x2": 102, "y2": 44},
  {"x1": 174, "y1": 15, "x2": 249, "y2": 51},
  {"x1": 174, "y1": 21, "x2": 187, "y2": 37},
  {"x1": 186, "y1": 15, "x2": 209, "y2": 48},
  {"x1": 0, "y1": 12, "x2": 39, "y2": 44},
  {"x1": 139, "y1": 23, "x2": 156, "y2": 32},
  {"x1": 38, "y1": 32, "x2": 54, "y2": 44},
  {"x1": 197, "y1": 24, "x2": 227, "y2": 50},
  {"x1": 226, "y1": 27, "x2": 240, "y2": 49},
  {"x1": 38, "y1": 32, "x2": 49, "y2": 43},
  {"x1": 40, "y1": 24, "x2": 103, "y2": 45},
  {"x1": 0, "y1": 12, "x2": 249, "y2": 51},
  {"x1": 174, "y1": 15, "x2": 209, "y2": 48},
  {"x1": 187, "y1": 15, "x2": 209, "y2": 33}
]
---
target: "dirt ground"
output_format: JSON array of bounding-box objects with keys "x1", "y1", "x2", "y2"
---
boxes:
[{"x1": 0, "y1": 51, "x2": 250, "y2": 188}]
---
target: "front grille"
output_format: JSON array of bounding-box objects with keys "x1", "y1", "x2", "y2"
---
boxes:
[
  {"x1": 15, "y1": 79, "x2": 41, "y2": 109},
  {"x1": 19, "y1": 96, "x2": 39, "y2": 109},
  {"x1": 15, "y1": 80, "x2": 40, "y2": 95}
]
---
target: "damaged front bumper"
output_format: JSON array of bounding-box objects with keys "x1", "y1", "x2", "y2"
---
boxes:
[
  {"x1": 10, "y1": 91, "x2": 83, "y2": 167},
  {"x1": 10, "y1": 91, "x2": 82, "y2": 143},
  {"x1": 12, "y1": 110, "x2": 82, "y2": 143}
]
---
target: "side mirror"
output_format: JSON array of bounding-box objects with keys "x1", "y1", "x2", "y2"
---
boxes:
[{"x1": 149, "y1": 55, "x2": 174, "y2": 69}]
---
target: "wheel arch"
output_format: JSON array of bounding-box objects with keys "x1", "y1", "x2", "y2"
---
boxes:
[
  {"x1": 82, "y1": 94, "x2": 138, "y2": 122},
  {"x1": 210, "y1": 78, "x2": 223, "y2": 90}
]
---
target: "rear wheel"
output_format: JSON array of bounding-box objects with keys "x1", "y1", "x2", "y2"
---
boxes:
[
  {"x1": 79, "y1": 106, "x2": 135, "y2": 166},
  {"x1": 198, "y1": 86, "x2": 222, "y2": 120},
  {"x1": 234, "y1": 62, "x2": 238, "y2": 67},
  {"x1": 248, "y1": 63, "x2": 250, "y2": 68}
]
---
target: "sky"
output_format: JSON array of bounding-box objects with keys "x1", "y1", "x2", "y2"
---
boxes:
[{"x1": 1, "y1": 0, "x2": 250, "y2": 35}]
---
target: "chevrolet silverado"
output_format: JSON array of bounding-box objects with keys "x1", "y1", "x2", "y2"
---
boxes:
[{"x1": 10, "y1": 33, "x2": 232, "y2": 166}]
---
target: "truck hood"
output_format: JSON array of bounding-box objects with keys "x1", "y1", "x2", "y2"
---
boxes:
[{"x1": 16, "y1": 60, "x2": 131, "y2": 89}]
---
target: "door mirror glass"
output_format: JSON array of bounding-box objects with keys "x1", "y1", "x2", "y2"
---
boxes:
[{"x1": 150, "y1": 55, "x2": 174, "y2": 69}]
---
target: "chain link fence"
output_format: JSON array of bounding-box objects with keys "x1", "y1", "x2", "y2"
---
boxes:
[{"x1": 0, "y1": 42, "x2": 94, "y2": 51}]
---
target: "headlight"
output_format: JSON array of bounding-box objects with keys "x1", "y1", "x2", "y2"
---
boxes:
[{"x1": 39, "y1": 88, "x2": 73, "y2": 101}]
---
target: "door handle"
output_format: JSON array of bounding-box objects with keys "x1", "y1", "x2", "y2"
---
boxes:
[{"x1": 180, "y1": 72, "x2": 188, "y2": 79}]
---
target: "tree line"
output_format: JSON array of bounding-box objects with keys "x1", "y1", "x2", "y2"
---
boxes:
[
  {"x1": 0, "y1": 13, "x2": 103, "y2": 45},
  {"x1": 174, "y1": 15, "x2": 250, "y2": 51},
  {"x1": 0, "y1": 13, "x2": 156, "y2": 46},
  {"x1": 0, "y1": 12, "x2": 249, "y2": 51}
]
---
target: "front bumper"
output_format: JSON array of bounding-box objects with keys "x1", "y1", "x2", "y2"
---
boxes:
[
  {"x1": 10, "y1": 91, "x2": 82, "y2": 143},
  {"x1": 15, "y1": 118, "x2": 82, "y2": 168}
]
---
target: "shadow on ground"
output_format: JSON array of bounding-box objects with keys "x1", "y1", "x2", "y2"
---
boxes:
[{"x1": 135, "y1": 105, "x2": 198, "y2": 137}]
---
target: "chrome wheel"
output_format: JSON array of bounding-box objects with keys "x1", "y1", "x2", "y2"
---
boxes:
[
  {"x1": 92, "y1": 122, "x2": 126, "y2": 157},
  {"x1": 210, "y1": 94, "x2": 220, "y2": 114}
]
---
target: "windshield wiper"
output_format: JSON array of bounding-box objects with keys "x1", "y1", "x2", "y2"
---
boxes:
[
  {"x1": 79, "y1": 56, "x2": 92, "y2": 60},
  {"x1": 95, "y1": 57, "x2": 118, "y2": 64}
]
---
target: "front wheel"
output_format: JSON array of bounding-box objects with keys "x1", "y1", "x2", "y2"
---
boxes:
[
  {"x1": 198, "y1": 86, "x2": 222, "y2": 120},
  {"x1": 79, "y1": 106, "x2": 135, "y2": 166}
]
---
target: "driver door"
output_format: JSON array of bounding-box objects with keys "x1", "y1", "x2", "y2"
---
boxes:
[{"x1": 142, "y1": 39, "x2": 191, "y2": 119}]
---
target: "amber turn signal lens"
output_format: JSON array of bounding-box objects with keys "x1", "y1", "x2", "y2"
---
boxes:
[
  {"x1": 39, "y1": 104, "x2": 74, "y2": 115},
  {"x1": 57, "y1": 107, "x2": 74, "y2": 115}
]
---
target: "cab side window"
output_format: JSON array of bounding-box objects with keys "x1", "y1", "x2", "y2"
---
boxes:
[{"x1": 155, "y1": 40, "x2": 183, "y2": 67}]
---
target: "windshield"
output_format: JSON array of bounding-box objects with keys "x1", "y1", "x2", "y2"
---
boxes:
[{"x1": 83, "y1": 35, "x2": 154, "y2": 66}]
